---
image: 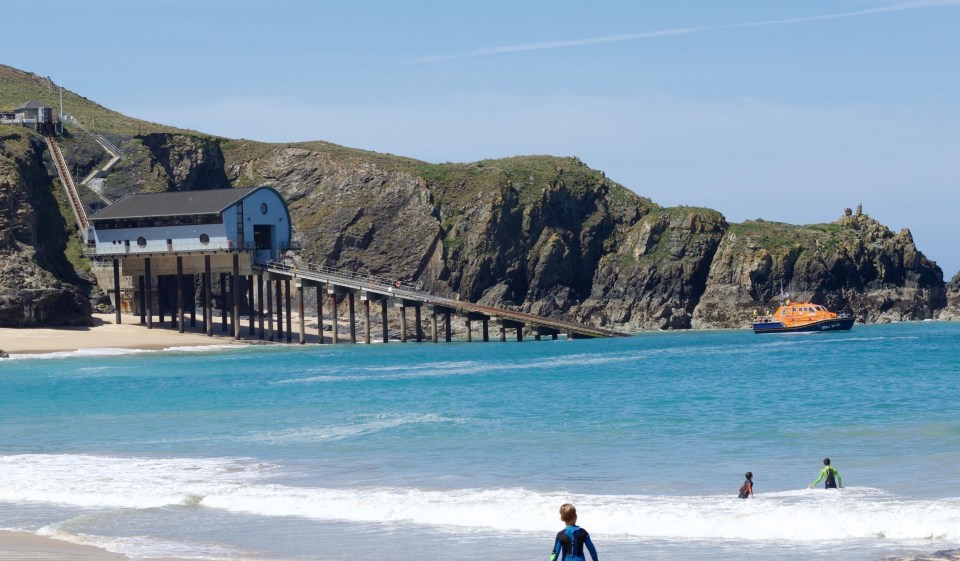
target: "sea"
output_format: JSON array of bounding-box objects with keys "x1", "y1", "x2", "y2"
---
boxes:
[{"x1": 2, "y1": 322, "x2": 960, "y2": 561}]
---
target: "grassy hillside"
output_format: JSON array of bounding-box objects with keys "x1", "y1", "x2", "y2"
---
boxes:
[{"x1": 0, "y1": 65, "x2": 190, "y2": 136}]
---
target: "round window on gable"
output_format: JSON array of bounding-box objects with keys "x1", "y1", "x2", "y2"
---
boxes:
[
  {"x1": 137, "y1": 236, "x2": 147, "y2": 247},
  {"x1": 260, "y1": 202, "x2": 268, "y2": 215},
  {"x1": 199, "y1": 234, "x2": 210, "y2": 245}
]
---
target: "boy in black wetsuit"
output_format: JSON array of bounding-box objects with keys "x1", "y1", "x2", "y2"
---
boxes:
[
  {"x1": 550, "y1": 503, "x2": 599, "y2": 561},
  {"x1": 738, "y1": 471, "x2": 754, "y2": 498},
  {"x1": 808, "y1": 457, "x2": 842, "y2": 489}
]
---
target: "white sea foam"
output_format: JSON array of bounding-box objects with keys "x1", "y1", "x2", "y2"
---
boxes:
[
  {"x1": 4, "y1": 344, "x2": 246, "y2": 361},
  {"x1": 4, "y1": 454, "x2": 960, "y2": 543},
  {"x1": 240, "y1": 413, "x2": 462, "y2": 444},
  {"x1": 38, "y1": 525, "x2": 266, "y2": 561}
]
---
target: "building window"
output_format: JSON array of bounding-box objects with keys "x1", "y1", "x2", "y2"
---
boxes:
[
  {"x1": 260, "y1": 202, "x2": 268, "y2": 214},
  {"x1": 200, "y1": 233, "x2": 210, "y2": 245},
  {"x1": 137, "y1": 237, "x2": 147, "y2": 247}
]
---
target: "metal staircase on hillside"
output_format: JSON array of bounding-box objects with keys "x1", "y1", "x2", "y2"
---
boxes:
[{"x1": 45, "y1": 134, "x2": 91, "y2": 242}]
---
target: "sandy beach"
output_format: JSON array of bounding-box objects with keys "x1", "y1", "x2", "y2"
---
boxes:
[
  {"x1": 0, "y1": 531, "x2": 125, "y2": 560},
  {"x1": 0, "y1": 313, "x2": 271, "y2": 355}
]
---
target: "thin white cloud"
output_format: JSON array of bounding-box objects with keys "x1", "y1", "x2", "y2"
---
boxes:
[{"x1": 406, "y1": 0, "x2": 960, "y2": 64}]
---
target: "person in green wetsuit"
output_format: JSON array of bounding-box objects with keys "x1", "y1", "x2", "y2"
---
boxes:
[{"x1": 808, "y1": 457, "x2": 842, "y2": 489}]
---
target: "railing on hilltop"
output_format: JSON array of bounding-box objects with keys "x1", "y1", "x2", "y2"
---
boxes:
[{"x1": 64, "y1": 116, "x2": 122, "y2": 156}]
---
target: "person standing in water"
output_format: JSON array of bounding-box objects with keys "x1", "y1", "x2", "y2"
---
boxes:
[
  {"x1": 808, "y1": 457, "x2": 842, "y2": 489},
  {"x1": 550, "y1": 503, "x2": 599, "y2": 561},
  {"x1": 738, "y1": 471, "x2": 754, "y2": 498}
]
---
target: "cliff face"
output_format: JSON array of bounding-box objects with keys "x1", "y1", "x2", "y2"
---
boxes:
[
  {"x1": 0, "y1": 122, "x2": 949, "y2": 330},
  {"x1": 692, "y1": 212, "x2": 945, "y2": 328},
  {"x1": 0, "y1": 128, "x2": 92, "y2": 326}
]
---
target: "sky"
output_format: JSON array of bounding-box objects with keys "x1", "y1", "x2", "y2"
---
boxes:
[{"x1": 4, "y1": 0, "x2": 959, "y2": 276}]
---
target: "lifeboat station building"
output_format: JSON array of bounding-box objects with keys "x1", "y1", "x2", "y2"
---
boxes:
[{"x1": 87, "y1": 187, "x2": 293, "y2": 336}]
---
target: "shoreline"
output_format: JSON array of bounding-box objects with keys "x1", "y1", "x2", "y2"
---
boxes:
[
  {"x1": 0, "y1": 530, "x2": 126, "y2": 560},
  {"x1": 0, "y1": 310, "x2": 362, "y2": 356}
]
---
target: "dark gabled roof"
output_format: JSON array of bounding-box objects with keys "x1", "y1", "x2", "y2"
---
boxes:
[
  {"x1": 90, "y1": 188, "x2": 260, "y2": 221},
  {"x1": 15, "y1": 100, "x2": 51, "y2": 110}
]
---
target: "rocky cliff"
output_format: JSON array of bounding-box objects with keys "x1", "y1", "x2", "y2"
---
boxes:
[
  {"x1": 0, "y1": 62, "x2": 950, "y2": 330},
  {"x1": 0, "y1": 128, "x2": 92, "y2": 326}
]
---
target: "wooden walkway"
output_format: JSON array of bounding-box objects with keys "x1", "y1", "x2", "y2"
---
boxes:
[{"x1": 258, "y1": 259, "x2": 625, "y2": 342}]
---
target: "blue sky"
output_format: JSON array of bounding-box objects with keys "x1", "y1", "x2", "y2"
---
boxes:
[{"x1": 5, "y1": 0, "x2": 959, "y2": 276}]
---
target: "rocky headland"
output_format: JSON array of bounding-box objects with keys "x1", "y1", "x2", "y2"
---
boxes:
[{"x1": 0, "y1": 64, "x2": 952, "y2": 329}]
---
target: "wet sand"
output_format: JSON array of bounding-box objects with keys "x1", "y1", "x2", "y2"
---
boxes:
[{"x1": 0, "y1": 531, "x2": 125, "y2": 560}]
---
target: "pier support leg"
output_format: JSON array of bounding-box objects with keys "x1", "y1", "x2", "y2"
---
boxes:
[
  {"x1": 257, "y1": 275, "x2": 264, "y2": 340},
  {"x1": 232, "y1": 255, "x2": 241, "y2": 340},
  {"x1": 297, "y1": 283, "x2": 305, "y2": 345},
  {"x1": 330, "y1": 293, "x2": 339, "y2": 344},
  {"x1": 363, "y1": 299, "x2": 371, "y2": 344},
  {"x1": 431, "y1": 311, "x2": 438, "y2": 343},
  {"x1": 145, "y1": 258, "x2": 153, "y2": 330},
  {"x1": 414, "y1": 304, "x2": 423, "y2": 342},
  {"x1": 400, "y1": 303, "x2": 407, "y2": 343},
  {"x1": 284, "y1": 278, "x2": 292, "y2": 343},
  {"x1": 112, "y1": 259, "x2": 121, "y2": 325},
  {"x1": 204, "y1": 257, "x2": 212, "y2": 336},
  {"x1": 317, "y1": 284, "x2": 324, "y2": 344},
  {"x1": 552, "y1": 333, "x2": 558, "y2": 340},
  {"x1": 248, "y1": 276, "x2": 255, "y2": 337},
  {"x1": 499, "y1": 323, "x2": 506, "y2": 342},
  {"x1": 266, "y1": 273, "x2": 274, "y2": 342},
  {"x1": 465, "y1": 319, "x2": 472, "y2": 342},
  {"x1": 380, "y1": 299, "x2": 388, "y2": 343},
  {"x1": 176, "y1": 257, "x2": 184, "y2": 333},
  {"x1": 275, "y1": 277, "x2": 283, "y2": 342},
  {"x1": 159, "y1": 276, "x2": 165, "y2": 326},
  {"x1": 138, "y1": 275, "x2": 145, "y2": 325},
  {"x1": 348, "y1": 292, "x2": 356, "y2": 343},
  {"x1": 444, "y1": 312, "x2": 451, "y2": 342},
  {"x1": 517, "y1": 327, "x2": 523, "y2": 342},
  {"x1": 482, "y1": 319, "x2": 489, "y2": 342},
  {"x1": 220, "y1": 273, "x2": 227, "y2": 333}
]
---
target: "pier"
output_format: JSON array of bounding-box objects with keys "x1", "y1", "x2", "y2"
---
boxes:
[{"x1": 78, "y1": 187, "x2": 623, "y2": 343}]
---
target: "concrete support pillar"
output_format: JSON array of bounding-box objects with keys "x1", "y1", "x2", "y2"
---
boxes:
[
  {"x1": 465, "y1": 319, "x2": 472, "y2": 342},
  {"x1": 444, "y1": 312, "x2": 451, "y2": 342},
  {"x1": 112, "y1": 259, "x2": 121, "y2": 325},
  {"x1": 317, "y1": 283, "x2": 324, "y2": 344},
  {"x1": 431, "y1": 311, "x2": 438, "y2": 343},
  {"x1": 138, "y1": 275, "x2": 145, "y2": 325},
  {"x1": 363, "y1": 298, "x2": 371, "y2": 344},
  {"x1": 284, "y1": 278, "x2": 292, "y2": 343},
  {"x1": 380, "y1": 299, "x2": 388, "y2": 343},
  {"x1": 348, "y1": 291, "x2": 356, "y2": 344},
  {"x1": 297, "y1": 283, "x2": 305, "y2": 345},
  {"x1": 232, "y1": 255, "x2": 241, "y2": 340},
  {"x1": 204, "y1": 256, "x2": 212, "y2": 337},
  {"x1": 220, "y1": 273, "x2": 227, "y2": 333},
  {"x1": 275, "y1": 277, "x2": 283, "y2": 342},
  {"x1": 535, "y1": 332, "x2": 541, "y2": 341},
  {"x1": 145, "y1": 258, "x2": 153, "y2": 330},
  {"x1": 330, "y1": 293, "x2": 339, "y2": 344},
  {"x1": 414, "y1": 304, "x2": 423, "y2": 342},
  {"x1": 499, "y1": 323, "x2": 506, "y2": 342},
  {"x1": 176, "y1": 257, "x2": 184, "y2": 333},
  {"x1": 248, "y1": 275, "x2": 255, "y2": 337},
  {"x1": 399, "y1": 303, "x2": 407, "y2": 343},
  {"x1": 516, "y1": 327, "x2": 523, "y2": 342},
  {"x1": 266, "y1": 273, "x2": 274, "y2": 342},
  {"x1": 482, "y1": 319, "x2": 489, "y2": 342},
  {"x1": 257, "y1": 275, "x2": 264, "y2": 340},
  {"x1": 553, "y1": 333, "x2": 559, "y2": 340}
]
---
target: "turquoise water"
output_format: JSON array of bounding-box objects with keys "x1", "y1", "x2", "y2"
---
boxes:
[{"x1": 2, "y1": 323, "x2": 960, "y2": 560}]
